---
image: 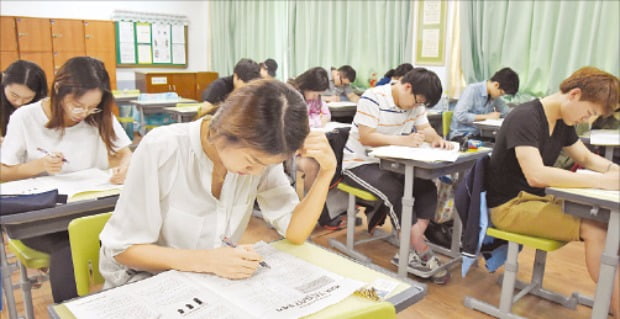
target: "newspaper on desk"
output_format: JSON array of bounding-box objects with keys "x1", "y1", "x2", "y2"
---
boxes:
[
  {"x1": 65, "y1": 241, "x2": 365, "y2": 319},
  {"x1": 0, "y1": 168, "x2": 121, "y2": 201},
  {"x1": 370, "y1": 141, "x2": 461, "y2": 162}
]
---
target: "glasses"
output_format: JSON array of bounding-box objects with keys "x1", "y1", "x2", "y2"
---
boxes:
[
  {"x1": 412, "y1": 90, "x2": 429, "y2": 107},
  {"x1": 69, "y1": 106, "x2": 102, "y2": 115}
]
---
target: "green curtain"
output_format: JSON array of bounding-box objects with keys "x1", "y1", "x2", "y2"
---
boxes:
[
  {"x1": 208, "y1": 1, "x2": 289, "y2": 80},
  {"x1": 461, "y1": 0, "x2": 619, "y2": 98},
  {"x1": 208, "y1": 1, "x2": 412, "y2": 86}
]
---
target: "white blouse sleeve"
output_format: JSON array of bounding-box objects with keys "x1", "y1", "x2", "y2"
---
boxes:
[
  {"x1": 111, "y1": 116, "x2": 132, "y2": 151},
  {"x1": 100, "y1": 137, "x2": 171, "y2": 256},
  {"x1": 0, "y1": 109, "x2": 27, "y2": 165},
  {"x1": 256, "y1": 164, "x2": 299, "y2": 236}
]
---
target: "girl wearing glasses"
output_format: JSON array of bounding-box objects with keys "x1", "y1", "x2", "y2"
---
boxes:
[
  {"x1": 1, "y1": 60, "x2": 48, "y2": 140},
  {"x1": 1, "y1": 56, "x2": 132, "y2": 184},
  {"x1": 0, "y1": 57, "x2": 132, "y2": 302}
]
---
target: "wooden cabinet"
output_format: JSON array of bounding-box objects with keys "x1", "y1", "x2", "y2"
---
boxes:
[
  {"x1": 135, "y1": 72, "x2": 219, "y2": 101},
  {"x1": 15, "y1": 17, "x2": 52, "y2": 52},
  {"x1": 1, "y1": 16, "x2": 117, "y2": 89}
]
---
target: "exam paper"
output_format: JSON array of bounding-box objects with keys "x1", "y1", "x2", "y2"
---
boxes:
[{"x1": 370, "y1": 142, "x2": 461, "y2": 162}]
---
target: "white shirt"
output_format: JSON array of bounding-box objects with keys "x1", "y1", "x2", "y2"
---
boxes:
[
  {"x1": 99, "y1": 119, "x2": 299, "y2": 288},
  {"x1": 1, "y1": 100, "x2": 131, "y2": 173},
  {"x1": 343, "y1": 84, "x2": 429, "y2": 169}
]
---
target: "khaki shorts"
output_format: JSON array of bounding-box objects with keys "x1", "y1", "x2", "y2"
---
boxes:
[{"x1": 490, "y1": 191, "x2": 581, "y2": 242}]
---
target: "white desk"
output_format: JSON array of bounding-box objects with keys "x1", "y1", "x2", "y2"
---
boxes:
[
  {"x1": 546, "y1": 187, "x2": 619, "y2": 318},
  {"x1": 163, "y1": 104, "x2": 201, "y2": 123},
  {"x1": 473, "y1": 119, "x2": 503, "y2": 140},
  {"x1": 130, "y1": 98, "x2": 196, "y2": 134},
  {"x1": 375, "y1": 149, "x2": 492, "y2": 278},
  {"x1": 580, "y1": 129, "x2": 620, "y2": 161}
]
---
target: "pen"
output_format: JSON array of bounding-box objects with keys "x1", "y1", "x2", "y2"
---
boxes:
[
  {"x1": 221, "y1": 237, "x2": 271, "y2": 269},
  {"x1": 37, "y1": 147, "x2": 69, "y2": 163}
]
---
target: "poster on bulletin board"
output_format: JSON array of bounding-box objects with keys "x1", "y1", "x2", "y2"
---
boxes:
[
  {"x1": 115, "y1": 20, "x2": 187, "y2": 67},
  {"x1": 415, "y1": 0, "x2": 447, "y2": 66}
]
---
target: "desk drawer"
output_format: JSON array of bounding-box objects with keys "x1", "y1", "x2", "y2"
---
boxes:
[{"x1": 380, "y1": 160, "x2": 405, "y2": 174}]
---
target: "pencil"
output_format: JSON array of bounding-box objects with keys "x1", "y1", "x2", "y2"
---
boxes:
[
  {"x1": 36, "y1": 147, "x2": 69, "y2": 163},
  {"x1": 221, "y1": 237, "x2": 271, "y2": 269}
]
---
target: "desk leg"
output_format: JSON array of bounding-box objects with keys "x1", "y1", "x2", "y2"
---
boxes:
[
  {"x1": 138, "y1": 107, "x2": 146, "y2": 136},
  {"x1": 398, "y1": 165, "x2": 415, "y2": 278},
  {"x1": 1, "y1": 233, "x2": 18, "y2": 319},
  {"x1": 592, "y1": 209, "x2": 619, "y2": 319},
  {"x1": 604, "y1": 146, "x2": 613, "y2": 161}
]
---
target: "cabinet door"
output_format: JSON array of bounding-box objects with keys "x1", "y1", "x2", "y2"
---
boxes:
[
  {"x1": 15, "y1": 17, "x2": 52, "y2": 52},
  {"x1": 195, "y1": 72, "x2": 219, "y2": 101},
  {"x1": 1, "y1": 51, "x2": 19, "y2": 70},
  {"x1": 50, "y1": 19, "x2": 85, "y2": 53},
  {"x1": 88, "y1": 50, "x2": 117, "y2": 89},
  {"x1": 84, "y1": 20, "x2": 115, "y2": 54},
  {"x1": 170, "y1": 73, "x2": 196, "y2": 99},
  {"x1": 19, "y1": 52, "x2": 54, "y2": 88},
  {"x1": 145, "y1": 74, "x2": 173, "y2": 93},
  {"x1": 1, "y1": 17, "x2": 18, "y2": 52},
  {"x1": 52, "y1": 51, "x2": 83, "y2": 73}
]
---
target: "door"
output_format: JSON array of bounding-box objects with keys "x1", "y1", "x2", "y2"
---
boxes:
[
  {"x1": 15, "y1": 17, "x2": 52, "y2": 52},
  {"x1": 88, "y1": 50, "x2": 117, "y2": 89},
  {"x1": 170, "y1": 73, "x2": 196, "y2": 99},
  {"x1": 1, "y1": 16, "x2": 18, "y2": 52},
  {"x1": 50, "y1": 19, "x2": 85, "y2": 53},
  {"x1": 19, "y1": 52, "x2": 54, "y2": 88},
  {"x1": 145, "y1": 74, "x2": 173, "y2": 93},
  {"x1": 84, "y1": 20, "x2": 115, "y2": 53},
  {"x1": 1, "y1": 51, "x2": 19, "y2": 70}
]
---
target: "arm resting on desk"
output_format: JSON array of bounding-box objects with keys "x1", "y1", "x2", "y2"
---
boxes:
[
  {"x1": 516, "y1": 145, "x2": 619, "y2": 190},
  {"x1": 564, "y1": 140, "x2": 619, "y2": 173}
]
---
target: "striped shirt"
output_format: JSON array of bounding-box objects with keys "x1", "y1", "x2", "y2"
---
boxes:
[{"x1": 343, "y1": 84, "x2": 429, "y2": 169}]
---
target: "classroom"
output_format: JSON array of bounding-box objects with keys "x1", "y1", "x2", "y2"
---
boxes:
[{"x1": 0, "y1": 1, "x2": 618, "y2": 318}]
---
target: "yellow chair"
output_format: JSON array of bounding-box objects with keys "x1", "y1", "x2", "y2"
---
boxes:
[
  {"x1": 442, "y1": 111, "x2": 453, "y2": 138},
  {"x1": 68, "y1": 212, "x2": 112, "y2": 296},
  {"x1": 328, "y1": 182, "x2": 396, "y2": 263},
  {"x1": 6, "y1": 239, "x2": 50, "y2": 319},
  {"x1": 464, "y1": 227, "x2": 592, "y2": 318}
]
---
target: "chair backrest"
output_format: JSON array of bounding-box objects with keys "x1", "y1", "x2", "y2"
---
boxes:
[
  {"x1": 68, "y1": 212, "x2": 112, "y2": 296},
  {"x1": 442, "y1": 111, "x2": 453, "y2": 137},
  {"x1": 325, "y1": 126, "x2": 351, "y2": 185}
]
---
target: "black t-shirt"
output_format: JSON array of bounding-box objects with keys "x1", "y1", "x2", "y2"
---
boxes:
[
  {"x1": 201, "y1": 75, "x2": 234, "y2": 104},
  {"x1": 486, "y1": 99, "x2": 578, "y2": 207}
]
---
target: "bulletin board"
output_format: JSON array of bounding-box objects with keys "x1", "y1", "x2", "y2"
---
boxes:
[
  {"x1": 113, "y1": 11, "x2": 188, "y2": 68},
  {"x1": 415, "y1": 0, "x2": 447, "y2": 66}
]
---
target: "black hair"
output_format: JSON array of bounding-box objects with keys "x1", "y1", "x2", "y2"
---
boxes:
[
  {"x1": 287, "y1": 67, "x2": 329, "y2": 96},
  {"x1": 490, "y1": 67, "x2": 519, "y2": 95},
  {"x1": 393, "y1": 63, "x2": 414, "y2": 77},
  {"x1": 261, "y1": 58, "x2": 278, "y2": 77},
  {"x1": 337, "y1": 65, "x2": 356, "y2": 82},
  {"x1": 1, "y1": 60, "x2": 48, "y2": 136},
  {"x1": 383, "y1": 69, "x2": 395, "y2": 78},
  {"x1": 400, "y1": 68, "x2": 443, "y2": 108},
  {"x1": 210, "y1": 79, "x2": 309, "y2": 156},
  {"x1": 233, "y1": 58, "x2": 261, "y2": 83}
]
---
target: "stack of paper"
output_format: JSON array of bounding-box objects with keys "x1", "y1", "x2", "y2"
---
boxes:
[
  {"x1": 326, "y1": 101, "x2": 357, "y2": 108},
  {"x1": 474, "y1": 119, "x2": 504, "y2": 127},
  {"x1": 0, "y1": 168, "x2": 122, "y2": 201},
  {"x1": 370, "y1": 142, "x2": 461, "y2": 162}
]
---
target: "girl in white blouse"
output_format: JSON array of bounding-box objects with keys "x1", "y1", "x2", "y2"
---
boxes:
[
  {"x1": 0, "y1": 56, "x2": 132, "y2": 302},
  {"x1": 100, "y1": 79, "x2": 336, "y2": 288}
]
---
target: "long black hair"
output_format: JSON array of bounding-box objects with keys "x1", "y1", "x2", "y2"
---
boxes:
[{"x1": 1, "y1": 60, "x2": 48, "y2": 136}]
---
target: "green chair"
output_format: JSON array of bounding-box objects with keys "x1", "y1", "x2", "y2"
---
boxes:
[
  {"x1": 6, "y1": 239, "x2": 50, "y2": 319},
  {"x1": 464, "y1": 227, "x2": 592, "y2": 318},
  {"x1": 336, "y1": 301, "x2": 396, "y2": 319},
  {"x1": 68, "y1": 212, "x2": 112, "y2": 296},
  {"x1": 442, "y1": 111, "x2": 453, "y2": 138},
  {"x1": 328, "y1": 182, "x2": 397, "y2": 263}
]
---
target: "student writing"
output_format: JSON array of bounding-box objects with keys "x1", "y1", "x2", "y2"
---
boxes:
[{"x1": 99, "y1": 79, "x2": 336, "y2": 288}]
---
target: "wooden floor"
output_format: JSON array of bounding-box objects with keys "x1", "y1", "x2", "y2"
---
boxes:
[{"x1": 1, "y1": 216, "x2": 601, "y2": 319}]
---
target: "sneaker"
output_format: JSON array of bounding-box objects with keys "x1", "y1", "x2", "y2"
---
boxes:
[{"x1": 390, "y1": 251, "x2": 450, "y2": 284}]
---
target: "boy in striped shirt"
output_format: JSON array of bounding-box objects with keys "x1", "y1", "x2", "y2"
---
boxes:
[{"x1": 342, "y1": 68, "x2": 453, "y2": 284}]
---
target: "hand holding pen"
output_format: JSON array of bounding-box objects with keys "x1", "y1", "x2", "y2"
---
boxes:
[
  {"x1": 36, "y1": 147, "x2": 68, "y2": 174},
  {"x1": 221, "y1": 236, "x2": 271, "y2": 269}
]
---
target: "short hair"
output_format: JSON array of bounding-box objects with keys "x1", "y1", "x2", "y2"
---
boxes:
[
  {"x1": 560, "y1": 67, "x2": 619, "y2": 117},
  {"x1": 1, "y1": 60, "x2": 48, "y2": 135},
  {"x1": 383, "y1": 69, "x2": 395, "y2": 78},
  {"x1": 210, "y1": 79, "x2": 309, "y2": 156},
  {"x1": 400, "y1": 68, "x2": 443, "y2": 108},
  {"x1": 261, "y1": 58, "x2": 278, "y2": 77},
  {"x1": 337, "y1": 65, "x2": 356, "y2": 82},
  {"x1": 288, "y1": 67, "x2": 329, "y2": 96},
  {"x1": 393, "y1": 63, "x2": 414, "y2": 77},
  {"x1": 490, "y1": 67, "x2": 519, "y2": 95},
  {"x1": 233, "y1": 58, "x2": 261, "y2": 83},
  {"x1": 47, "y1": 56, "x2": 118, "y2": 153}
]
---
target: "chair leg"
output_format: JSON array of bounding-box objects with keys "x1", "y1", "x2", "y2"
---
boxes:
[
  {"x1": 18, "y1": 263, "x2": 35, "y2": 319},
  {"x1": 329, "y1": 193, "x2": 372, "y2": 263},
  {"x1": 499, "y1": 241, "x2": 519, "y2": 314}
]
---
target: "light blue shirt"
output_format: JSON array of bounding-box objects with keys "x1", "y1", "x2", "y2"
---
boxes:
[{"x1": 448, "y1": 81, "x2": 510, "y2": 139}]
